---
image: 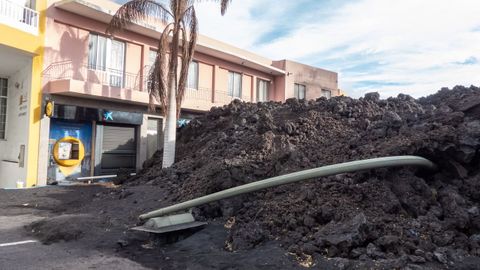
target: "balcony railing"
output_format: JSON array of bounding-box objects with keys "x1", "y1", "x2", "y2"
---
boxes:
[
  {"x1": 43, "y1": 61, "x2": 146, "y2": 91},
  {"x1": 184, "y1": 87, "x2": 254, "y2": 104},
  {"x1": 0, "y1": 0, "x2": 39, "y2": 35},
  {"x1": 43, "y1": 61, "x2": 256, "y2": 106}
]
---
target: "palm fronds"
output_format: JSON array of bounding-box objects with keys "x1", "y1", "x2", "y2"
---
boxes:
[
  {"x1": 176, "y1": 6, "x2": 198, "y2": 117},
  {"x1": 106, "y1": 0, "x2": 172, "y2": 36},
  {"x1": 148, "y1": 23, "x2": 174, "y2": 113},
  {"x1": 108, "y1": 0, "x2": 231, "y2": 168},
  {"x1": 194, "y1": 0, "x2": 232, "y2": 15},
  {"x1": 108, "y1": 0, "x2": 231, "y2": 116},
  {"x1": 219, "y1": 0, "x2": 232, "y2": 15}
]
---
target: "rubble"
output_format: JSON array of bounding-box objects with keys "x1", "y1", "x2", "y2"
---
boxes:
[
  {"x1": 131, "y1": 85, "x2": 480, "y2": 267},
  {"x1": 30, "y1": 85, "x2": 480, "y2": 268}
]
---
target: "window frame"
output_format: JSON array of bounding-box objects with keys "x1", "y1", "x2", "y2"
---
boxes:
[
  {"x1": 294, "y1": 83, "x2": 306, "y2": 100},
  {"x1": 257, "y1": 79, "x2": 269, "y2": 102},
  {"x1": 88, "y1": 34, "x2": 107, "y2": 71},
  {"x1": 187, "y1": 61, "x2": 199, "y2": 90},
  {"x1": 145, "y1": 49, "x2": 157, "y2": 90},
  {"x1": 228, "y1": 71, "x2": 243, "y2": 98},
  {"x1": 0, "y1": 78, "x2": 8, "y2": 140},
  {"x1": 148, "y1": 49, "x2": 157, "y2": 67},
  {"x1": 87, "y1": 33, "x2": 126, "y2": 88},
  {"x1": 321, "y1": 89, "x2": 332, "y2": 99}
]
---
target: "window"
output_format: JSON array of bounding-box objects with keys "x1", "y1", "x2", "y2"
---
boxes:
[
  {"x1": 109, "y1": 39, "x2": 126, "y2": 87},
  {"x1": 187, "y1": 61, "x2": 199, "y2": 90},
  {"x1": 88, "y1": 34, "x2": 126, "y2": 88},
  {"x1": 0, "y1": 78, "x2": 7, "y2": 139},
  {"x1": 148, "y1": 50, "x2": 157, "y2": 67},
  {"x1": 257, "y1": 79, "x2": 269, "y2": 102},
  {"x1": 88, "y1": 34, "x2": 107, "y2": 71},
  {"x1": 228, "y1": 71, "x2": 242, "y2": 98},
  {"x1": 294, "y1": 83, "x2": 306, "y2": 100},
  {"x1": 145, "y1": 50, "x2": 157, "y2": 89},
  {"x1": 321, "y1": 89, "x2": 332, "y2": 99}
]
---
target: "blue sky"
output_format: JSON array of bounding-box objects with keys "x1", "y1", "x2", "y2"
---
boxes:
[{"x1": 116, "y1": 0, "x2": 480, "y2": 98}]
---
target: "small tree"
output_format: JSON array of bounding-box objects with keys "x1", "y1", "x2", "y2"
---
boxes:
[{"x1": 107, "y1": 0, "x2": 231, "y2": 168}]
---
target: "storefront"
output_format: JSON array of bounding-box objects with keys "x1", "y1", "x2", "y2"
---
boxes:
[{"x1": 47, "y1": 104, "x2": 144, "y2": 183}]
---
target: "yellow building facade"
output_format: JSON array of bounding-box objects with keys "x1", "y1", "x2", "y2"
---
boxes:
[{"x1": 0, "y1": 0, "x2": 46, "y2": 187}]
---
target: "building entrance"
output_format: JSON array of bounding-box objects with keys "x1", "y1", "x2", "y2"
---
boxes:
[{"x1": 95, "y1": 124, "x2": 137, "y2": 175}]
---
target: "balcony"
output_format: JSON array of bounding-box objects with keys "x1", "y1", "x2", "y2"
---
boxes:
[
  {"x1": 43, "y1": 61, "x2": 254, "y2": 110},
  {"x1": 43, "y1": 61, "x2": 149, "y2": 104},
  {"x1": 183, "y1": 87, "x2": 254, "y2": 111},
  {"x1": 0, "y1": 0, "x2": 39, "y2": 35},
  {"x1": 43, "y1": 61, "x2": 145, "y2": 90}
]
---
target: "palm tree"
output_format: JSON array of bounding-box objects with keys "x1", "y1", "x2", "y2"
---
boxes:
[{"x1": 107, "y1": 0, "x2": 231, "y2": 168}]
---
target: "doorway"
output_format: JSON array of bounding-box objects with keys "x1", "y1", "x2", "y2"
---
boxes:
[
  {"x1": 147, "y1": 117, "x2": 163, "y2": 159},
  {"x1": 95, "y1": 124, "x2": 137, "y2": 175}
]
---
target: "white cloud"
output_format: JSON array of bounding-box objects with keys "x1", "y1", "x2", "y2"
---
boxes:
[
  {"x1": 193, "y1": 0, "x2": 279, "y2": 49},
  {"x1": 193, "y1": 0, "x2": 480, "y2": 98}
]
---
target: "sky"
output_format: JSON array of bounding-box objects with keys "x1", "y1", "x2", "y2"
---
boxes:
[{"x1": 116, "y1": 0, "x2": 480, "y2": 98}]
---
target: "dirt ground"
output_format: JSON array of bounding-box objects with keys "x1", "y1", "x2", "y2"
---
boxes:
[
  {"x1": 2, "y1": 86, "x2": 480, "y2": 269},
  {"x1": 4, "y1": 186, "x2": 466, "y2": 270},
  {"x1": 0, "y1": 186, "x2": 317, "y2": 269}
]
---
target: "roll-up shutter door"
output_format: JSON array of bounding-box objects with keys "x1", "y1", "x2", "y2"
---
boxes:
[{"x1": 100, "y1": 125, "x2": 136, "y2": 174}]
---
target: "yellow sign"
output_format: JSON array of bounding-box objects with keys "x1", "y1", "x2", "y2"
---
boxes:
[
  {"x1": 53, "y1": 137, "x2": 85, "y2": 177},
  {"x1": 45, "y1": 100, "x2": 54, "y2": 117}
]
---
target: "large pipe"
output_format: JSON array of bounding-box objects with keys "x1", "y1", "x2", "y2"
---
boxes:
[
  {"x1": 76, "y1": 173, "x2": 137, "y2": 181},
  {"x1": 139, "y1": 156, "x2": 436, "y2": 220}
]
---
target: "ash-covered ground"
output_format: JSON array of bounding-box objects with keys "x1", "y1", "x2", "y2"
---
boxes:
[{"x1": 26, "y1": 86, "x2": 480, "y2": 269}]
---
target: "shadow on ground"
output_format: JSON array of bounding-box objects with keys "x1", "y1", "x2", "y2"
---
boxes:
[{"x1": 0, "y1": 186, "x2": 310, "y2": 269}]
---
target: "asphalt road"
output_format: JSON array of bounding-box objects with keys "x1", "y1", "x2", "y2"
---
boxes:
[
  {"x1": 0, "y1": 186, "x2": 305, "y2": 270},
  {"x1": 0, "y1": 188, "x2": 148, "y2": 270}
]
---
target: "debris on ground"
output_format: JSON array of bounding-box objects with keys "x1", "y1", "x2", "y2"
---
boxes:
[{"x1": 29, "y1": 86, "x2": 480, "y2": 268}]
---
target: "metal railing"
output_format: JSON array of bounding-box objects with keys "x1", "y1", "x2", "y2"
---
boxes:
[
  {"x1": 0, "y1": 0, "x2": 38, "y2": 35},
  {"x1": 214, "y1": 90, "x2": 253, "y2": 104},
  {"x1": 44, "y1": 61, "x2": 260, "y2": 106},
  {"x1": 43, "y1": 61, "x2": 146, "y2": 91},
  {"x1": 183, "y1": 87, "x2": 254, "y2": 104}
]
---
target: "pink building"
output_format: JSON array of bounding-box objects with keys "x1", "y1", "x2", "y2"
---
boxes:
[{"x1": 38, "y1": 0, "x2": 339, "y2": 184}]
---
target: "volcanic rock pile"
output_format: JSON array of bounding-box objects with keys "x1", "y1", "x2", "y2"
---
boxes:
[{"x1": 133, "y1": 85, "x2": 480, "y2": 267}]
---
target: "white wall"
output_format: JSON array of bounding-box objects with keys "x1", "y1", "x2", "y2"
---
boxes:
[
  {"x1": 0, "y1": 61, "x2": 32, "y2": 187},
  {"x1": 36, "y1": 115, "x2": 50, "y2": 186},
  {"x1": 136, "y1": 114, "x2": 164, "y2": 170}
]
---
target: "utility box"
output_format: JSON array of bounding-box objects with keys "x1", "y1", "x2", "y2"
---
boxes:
[{"x1": 0, "y1": 160, "x2": 19, "y2": 188}]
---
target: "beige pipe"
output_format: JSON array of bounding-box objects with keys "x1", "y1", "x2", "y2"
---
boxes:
[{"x1": 139, "y1": 156, "x2": 436, "y2": 221}]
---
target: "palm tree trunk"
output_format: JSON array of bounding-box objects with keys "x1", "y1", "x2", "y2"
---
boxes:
[
  {"x1": 162, "y1": 80, "x2": 177, "y2": 168},
  {"x1": 108, "y1": 0, "x2": 229, "y2": 169},
  {"x1": 162, "y1": 8, "x2": 181, "y2": 169}
]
